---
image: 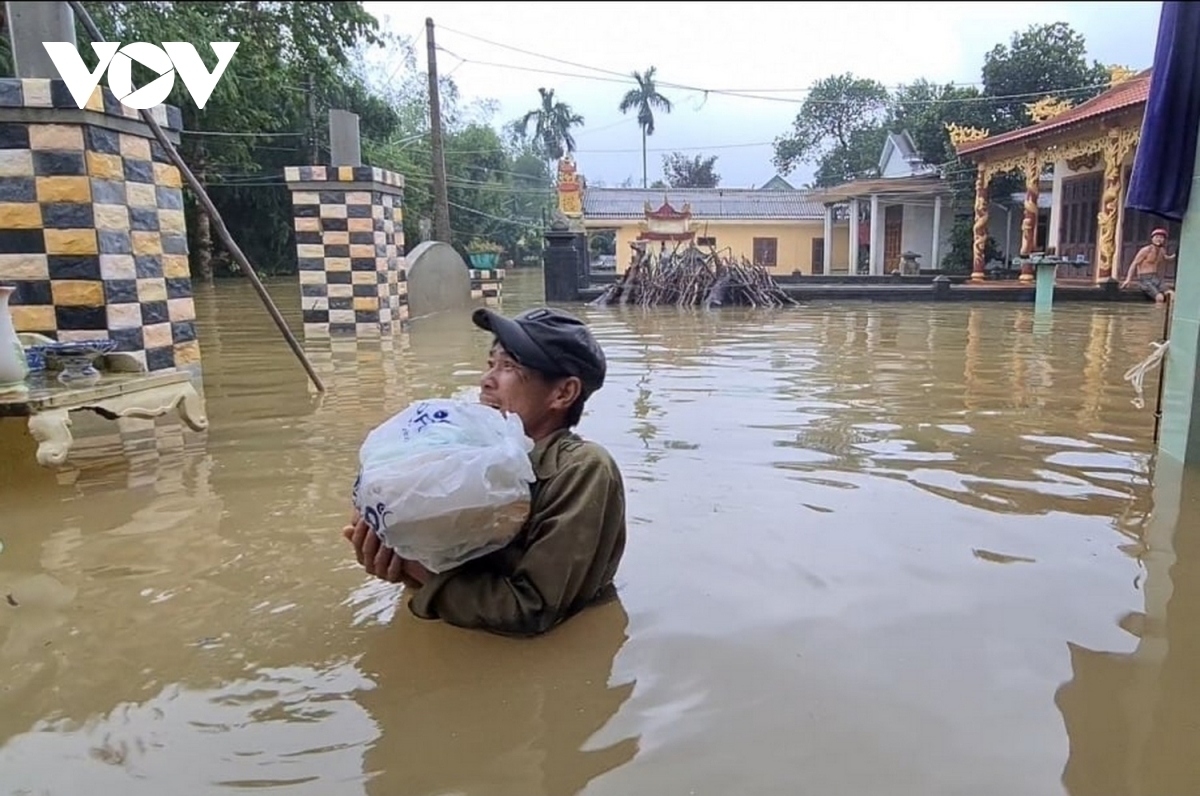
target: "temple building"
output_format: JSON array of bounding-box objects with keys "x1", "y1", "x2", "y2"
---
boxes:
[{"x1": 953, "y1": 69, "x2": 1176, "y2": 283}]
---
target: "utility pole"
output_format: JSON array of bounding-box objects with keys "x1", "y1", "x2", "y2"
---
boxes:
[
  {"x1": 426, "y1": 17, "x2": 452, "y2": 242},
  {"x1": 306, "y1": 74, "x2": 319, "y2": 165}
]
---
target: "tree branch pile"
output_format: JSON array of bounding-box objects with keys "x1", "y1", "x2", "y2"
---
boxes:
[{"x1": 590, "y1": 245, "x2": 796, "y2": 309}]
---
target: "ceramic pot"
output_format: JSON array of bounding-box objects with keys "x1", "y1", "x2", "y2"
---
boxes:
[{"x1": 0, "y1": 285, "x2": 30, "y2": 394}]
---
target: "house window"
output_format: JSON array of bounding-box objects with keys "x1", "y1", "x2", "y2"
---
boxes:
[
  {"x1": 697, "y1": 236, "x2": 717, "y2": 247},
  {"x1": 753, "y1": 237, "x2": 778, "y2": 268},
  {"x1": 811, "y1": 238, "x2": 824, "y2": 274}
]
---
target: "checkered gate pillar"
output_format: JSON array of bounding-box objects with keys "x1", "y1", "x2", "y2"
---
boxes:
[
  {"x1": 283, "y1": 166, "x2": 406, "y2": 338},
  {"x1": 0, "y1": 78, "x2": 197, "y2": 372}
]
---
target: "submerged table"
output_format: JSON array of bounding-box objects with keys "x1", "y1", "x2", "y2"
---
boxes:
[{"x1": 0, "y1": 370, "x2": 209, "y2": 467}]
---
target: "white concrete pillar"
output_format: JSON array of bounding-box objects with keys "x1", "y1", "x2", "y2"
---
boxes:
[
  {"x1": 869, "y1": 194, "x2": 881, "y2": 275},
  {"x1": 822, "y1": 205, "x2": 834, "y2": 274},
  {"x1": 328, "y1": 110, "x2": 362, "y2": 167},
  {"x1": 848, "y1": 199, "x2": 860, "y2": 274},
  {"x1": 931, "y1": 195, "x2": 943, "y2": 270},
  {"x1": 6, "y1": 1, "x2": 75, "y2": 78}
]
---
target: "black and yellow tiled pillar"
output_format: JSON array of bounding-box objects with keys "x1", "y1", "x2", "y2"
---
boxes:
[
  {"x1": 283, "y1": 165, "x2": 407, "y2": 338},
  {"x1": 468, "y1": 268, "x2": 505, "y2": 304},
  {"x1": 0, "y1": 78, "x2": 197, "y2": 372}
]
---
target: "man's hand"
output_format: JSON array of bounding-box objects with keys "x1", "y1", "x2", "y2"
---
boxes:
[{"x1": 342, "y1": 514, "x2": 432, "y2": 588}]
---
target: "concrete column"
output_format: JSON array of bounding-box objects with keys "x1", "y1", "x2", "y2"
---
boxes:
[
  {"x1": 5, "y1": 1, "x2": 75, "y2": 79},
  {"x1": 543, "y1": 228, "x2": 584, "y2": 302},
  {"x1": 1158, "y1": 135, "x2": 1200, "y2": 463},
  {"x1": 848, "y1": 199, "x2": 860, "y2": 275},
  {"x1": 284, "y1": 166, "x2": 406, "y2": 339},
  {"x1": 869, "y1": 194, "x2": 881, "y2": 275},
  {"x1": 0, "y1": 76, "x2": 196, "y2": 372},
  {"x1": 328, "y1": 110, "x2": 362, "y2": 167},
  {"x1": 822, "y1": 205, "x2": 833, "y2": 274},
  {"x1": 931, "y1": 195, "x2": 942, "y2": 270}
]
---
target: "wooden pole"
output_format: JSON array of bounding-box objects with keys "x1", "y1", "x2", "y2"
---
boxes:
[
  {"x1": 66, "y1": 1, "x2": 326, "y2": 393},
  {"x1": 1153, "y1": 291, "x2": 1173, "y2": 445},
  {"x1": 425, "y1": 17, "x2": 452, "y2": 242}
]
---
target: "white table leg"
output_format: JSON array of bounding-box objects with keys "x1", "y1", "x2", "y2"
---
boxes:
[
  {"x1": 28, "y1": 409, "x2": 74, "y2": 467},
  {"x1": 177, "y1": 381, "x2": 209, "y2": 432}
]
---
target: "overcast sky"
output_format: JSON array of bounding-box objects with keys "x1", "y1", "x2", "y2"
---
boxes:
[{"x1": 363, "y1": 1, "x2": 1163, "y2": 188}]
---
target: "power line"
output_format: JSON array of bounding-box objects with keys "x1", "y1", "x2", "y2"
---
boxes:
[
  {"x1": 435, "y1": 23, "x2": 1124, "y2": 106},
  {"x1": 181, "y1": 130, "x2": 305, "y2": 138},
  {"x1": 440, "y1": 50, "x2": 1117, "y2": 108},
  {"x1": 448, "y1": 200, "x2": 542, "y2": 229}
]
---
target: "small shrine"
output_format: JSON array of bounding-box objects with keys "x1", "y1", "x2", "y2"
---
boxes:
[
  {"x1": 556, "y1": 156, "x2": 583, "y2": 218},
  {"x1": 636, "y1": 200, "x2": 696, "y2": 243}
]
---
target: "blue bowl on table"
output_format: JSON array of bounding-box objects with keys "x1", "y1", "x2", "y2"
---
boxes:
[{"x1": 30, "y1": 339, "x2": 119, "y2": 385}]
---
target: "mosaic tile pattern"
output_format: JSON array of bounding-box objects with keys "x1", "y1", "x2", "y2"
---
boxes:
[
  {"x1": 284, "y1": 166, "x2": 406, "y2": 338},
  {"x1": 0, "y1": 77, "x2": 184, "y2": 130},
  {"x1": 469, "y1": 268, "x2": 504, "y2": 304},
  {"x1": 0, "y1": 78, "x2": 193, "y2": 372}
]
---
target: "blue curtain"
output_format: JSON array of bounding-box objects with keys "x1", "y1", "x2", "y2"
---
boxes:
[{"x1": 1126, "y1": 1, "x2": 1200, "y2": 222}]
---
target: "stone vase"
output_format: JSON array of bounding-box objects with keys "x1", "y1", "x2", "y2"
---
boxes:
[{"x1": 0, "y1": 285, "x2": 30, "y2": 395}]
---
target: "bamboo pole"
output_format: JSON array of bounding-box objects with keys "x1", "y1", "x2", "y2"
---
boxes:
[
  {"x1": 1153, "y1": 291, "x2": 1173, "y2": 445},
  {"x1": 66, "y1": 1, "x2": 326, "y2": 393}
]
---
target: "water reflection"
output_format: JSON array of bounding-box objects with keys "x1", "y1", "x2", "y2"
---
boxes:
[
  {"x1": 1056, "y1": 460, "x2": 1200, "y2": 795},
  {"x1": 1, "y1": 270, "x2": 1193, "y2": 795},
  {"x1": 356, "y1": 595, "x2": 636, "y2": 796}
]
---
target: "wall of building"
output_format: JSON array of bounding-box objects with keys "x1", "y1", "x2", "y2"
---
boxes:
[
  {"x1": 607, "y1": 220, "x2": 849, "y2": 274},
  {"x1": 899, "y1": 202, "x2": 955, "y2": 270}
]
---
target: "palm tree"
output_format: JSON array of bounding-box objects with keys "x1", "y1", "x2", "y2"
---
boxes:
[
  {"x1": 514, "y1": 88, "x2": 585, "y2": 171},
  {"x1": 619, "y1": 66, "x2": 673, "y2": 188}
]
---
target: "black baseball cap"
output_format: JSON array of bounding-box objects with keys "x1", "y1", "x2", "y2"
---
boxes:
[{"x1": 473, "y1": 306, "x2": 607, "y2": 395}]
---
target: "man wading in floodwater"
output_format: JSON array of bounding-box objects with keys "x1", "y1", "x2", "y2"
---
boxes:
[
  {"x1": 342, "y1": 307, "x2": 627, "y2": 637},
  {"x1": 1121, "y1": 227, "x2": 1177, "y2": 304}
]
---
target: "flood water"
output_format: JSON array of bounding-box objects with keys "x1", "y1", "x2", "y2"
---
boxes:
[{"x1": 2, "y1": 267, "x2": 1198, "y2": 796}]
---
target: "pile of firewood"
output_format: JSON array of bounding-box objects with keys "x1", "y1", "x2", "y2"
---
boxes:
[{"x1": 589, "y1": 245, "x2": 796, "y2": 309}]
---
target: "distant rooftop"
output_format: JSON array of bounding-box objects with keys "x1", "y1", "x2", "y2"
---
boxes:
[
  {"x1": 582, "y1": 187, "x2": 825, "y2": 221},
  {"x1": 759, "y1": 175, "x2": 796, "y2": 191}
]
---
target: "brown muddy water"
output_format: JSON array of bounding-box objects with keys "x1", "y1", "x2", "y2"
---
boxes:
[{"x1": 1, "y1": 268, "x2": 1198, "y2": 796}]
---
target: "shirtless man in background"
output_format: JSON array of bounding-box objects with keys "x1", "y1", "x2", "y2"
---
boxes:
[{"x1": 1121, "y1": 227, "x2": 1177, "y2": 304}]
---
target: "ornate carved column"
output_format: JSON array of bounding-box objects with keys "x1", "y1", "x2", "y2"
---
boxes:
[
  {"x1": 971, "y1": 167, "x2": 991, "y2": 281},
  {"x1": 1096, "y1": 128, "x2": 1140, "y2": 282},
  {"x1": 1019, "y1": 149, "x2": 1042, "y2": 283}
]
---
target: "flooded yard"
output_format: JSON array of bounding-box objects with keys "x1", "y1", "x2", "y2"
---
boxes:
[{"x1": 1, "y1": 268, "x2": 1197, "y2": 796}]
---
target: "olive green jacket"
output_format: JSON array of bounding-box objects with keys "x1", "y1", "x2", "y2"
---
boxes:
[{"x1": 408, "y1": 429, "x2": 627, "y2": 637}]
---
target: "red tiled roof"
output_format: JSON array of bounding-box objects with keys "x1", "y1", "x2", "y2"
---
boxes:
[{"x1": 957, "y1": 69, "x2": 1152, "y2": 156}]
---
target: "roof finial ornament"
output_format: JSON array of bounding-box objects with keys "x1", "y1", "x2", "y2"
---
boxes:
[{"x1": 945, "y1": 123, "x2": 990, "y2": 148}]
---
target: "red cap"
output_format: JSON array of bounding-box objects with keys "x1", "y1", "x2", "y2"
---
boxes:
[{"x1": 1152, "y1": 227, "x2": 1168, "y2": 238}]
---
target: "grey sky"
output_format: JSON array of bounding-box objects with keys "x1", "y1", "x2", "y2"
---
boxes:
[{"x1": 364, "y1": 1, "x2": 1164, "y2": 188}]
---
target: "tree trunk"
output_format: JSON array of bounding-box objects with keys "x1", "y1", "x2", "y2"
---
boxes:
[
  {"x1": 194, "y1": 147, "x2": 214, "y2": 283},
  {"x1": 641, "y1": 127, "x2": 648, "y2": 189}
]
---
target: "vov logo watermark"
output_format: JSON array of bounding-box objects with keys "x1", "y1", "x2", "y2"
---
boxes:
[{"x1": 41, "y1": 41, "x2": 240, "y2": 111}]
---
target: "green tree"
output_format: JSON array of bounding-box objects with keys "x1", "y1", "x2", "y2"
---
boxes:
[
  {"x1": 773, "y1": 73, "x2": 891, "y2": 187},
  {"x1": 618, "y1": 66, "x2": 673, "y2": 189},
  {"x1": 514, "y1": 87, "x2": 584, "y2": 170},
  {"x1": 981, "y1": 22, "x2": 1111, "y2": 133},
  {"x1": 888, "y1": 80, "x2": 993, "y2": 172},
  {"x1": 662, "y1": 152, "x2": 720, "y2": 188}
]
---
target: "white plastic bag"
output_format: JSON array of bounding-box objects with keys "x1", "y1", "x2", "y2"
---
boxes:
[{"x1": 351, "y1": 399, "x2": 536, "y2": 573}]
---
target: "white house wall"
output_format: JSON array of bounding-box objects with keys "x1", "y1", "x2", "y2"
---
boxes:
[
  {"x1": 986, "y1": 210, "x2": 1024, "y2": 263},
  {"x1": 881, "y1": 155, "x2": 914, "y2": 179},
  {"x1": 899, "y1": 203, "x2": 954, "y2": 270}
]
